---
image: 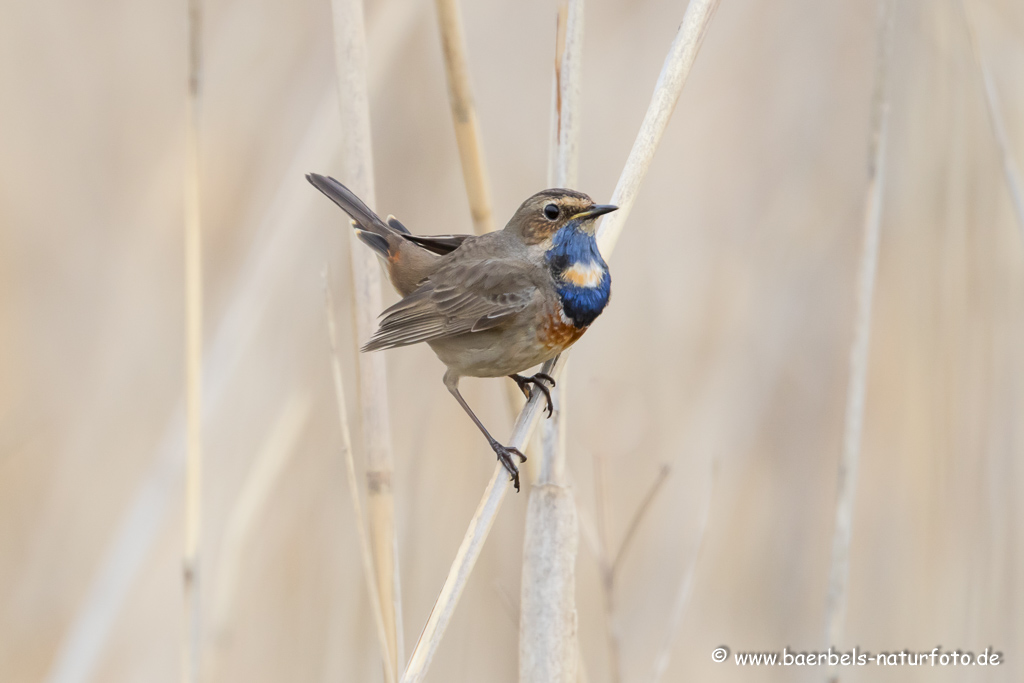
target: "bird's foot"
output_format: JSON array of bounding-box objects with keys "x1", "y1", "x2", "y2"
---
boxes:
[
  {"x1": 509, "y1": 373, "x2": 557, "y2": 418},
  {"x1": 490, "y1": 439, "x2": 526, "y2": 492}
]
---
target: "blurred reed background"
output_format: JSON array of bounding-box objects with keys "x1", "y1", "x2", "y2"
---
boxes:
[{"x1": 1, "y1": 0, "x2": 1022, "y2": 681}]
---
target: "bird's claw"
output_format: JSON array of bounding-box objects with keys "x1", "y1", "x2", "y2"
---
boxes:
[
  {"x1": 491, "y1": 442, "x2": 526, "y2": 492},
  {"x1": 510, "y1": 373, "x2": 556, "y2": 418}
]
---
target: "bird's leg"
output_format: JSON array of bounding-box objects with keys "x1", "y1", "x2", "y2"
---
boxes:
[
  {"x1": 508, "y1": 373, "x2": 557, "y2": 418},
  {"x1": 444, "y1": 371, "x2": 526, "y2": 491}
]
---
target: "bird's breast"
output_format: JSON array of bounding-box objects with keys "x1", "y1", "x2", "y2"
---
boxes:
[{"x1": 539, "y1": 303, "x2": 588, "y2": 352}]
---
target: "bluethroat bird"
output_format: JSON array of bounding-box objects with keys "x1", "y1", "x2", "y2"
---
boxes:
[{"x1": 308, "y1": 173, "x2": 616, "y2": 491}]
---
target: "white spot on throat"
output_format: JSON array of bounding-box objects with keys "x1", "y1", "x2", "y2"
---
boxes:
[{"x1": 561, "y1": 260, "x2": 604, "y2": 288}]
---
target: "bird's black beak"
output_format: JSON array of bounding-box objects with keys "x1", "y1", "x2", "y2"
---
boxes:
[{"x1": 576, "y1": 204, "x2": 618, "y2": 220}]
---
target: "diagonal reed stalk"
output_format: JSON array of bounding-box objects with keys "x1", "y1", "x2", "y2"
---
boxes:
[
  {"x1": 519, "y1": 4, "x2": 584, "y2": 681},
  {"x1": 434, "y1": 0, "x2": 495, "y2": 235},
  {"x1": 328, "y1": 0, "x2": 404, "y2": 673},
  {"x1": 956, "y1": 0, "x2": 1024, "y2": 238},
  {"x1": 325, "y1": 279, "x2": 398, "y2": 683},
  {"x1": 183, "y1": 1, "x2": 204, "y2": 681},
  {"x1": 823, "y1": 0, "x2": 894, "y2": 678},
  {"x1": 595, "y1": 0, "x2": 720, "y2": 255},
  {"x1": 401, "y1": 3, "x2": 720, "y2": 680},
  {"x1": 204, "y1": 392, "x2": 312, "y2": 682}
]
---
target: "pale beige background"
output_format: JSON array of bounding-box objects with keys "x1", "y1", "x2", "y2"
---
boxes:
[{"x1": 1, "y1": 0, "x2": 1022, "y2": 681}]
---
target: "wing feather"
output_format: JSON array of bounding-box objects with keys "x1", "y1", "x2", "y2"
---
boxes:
[{"x1": 362, "y1": 258, "x2": 537, "y2": 351}]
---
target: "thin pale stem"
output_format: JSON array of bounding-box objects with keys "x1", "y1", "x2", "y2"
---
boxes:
[
  {"x1": 401, "y1": 356, "x2": 567, "y2": 683},
  {"x1": 611, "y1": 464, "x2": 670, "y2": 576},
  {"x1": 957, "y1": 0, "x2": 1024, "y2": 238},
  {"x1": 43, "y1": 9, "x2": 425, "y2": 680},
  {"x1": 328, "y1": 0, "x2": 404, "y2": 670},
  {"x1": 204, "y1": 394, "x2": 312, "y2": 682},
  {"x1": 434, "y1": 0, "x2": 494, "y2": 235},
  {"x1": 648, "y1": 460, "x2": 716, "y2": 683},
  {"x1": 593, "y1": 453, "x2": 622, "y2": 683},
  {"x1": 596, "y1": 0, "x2": 721, "y2": 256},
  {"x1": 183, "y1": 0, "x2": 203, "y2": 681},
  {"x1": 325, "y1": 280, "x2": 398, "y2": 683},
  {"x1": 824, "y1": 0, "x2": 895, "y2": 674},
  {"x1": 525, "y1": 14, "x2": 583, "y2": 654},
  {"x1": 402, "y1": 3, "x2": 721, "y2": 678},
  {"x1": 539, "y1": 0, "x2": 584, "y2": 487},
  {"x1": 592, "y1": 460, "x2": 671, "y2": 683}
]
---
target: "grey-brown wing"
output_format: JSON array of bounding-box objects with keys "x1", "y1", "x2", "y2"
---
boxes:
[{"x1": 362, "y1": 259, "x2": 538, "y2": 351}]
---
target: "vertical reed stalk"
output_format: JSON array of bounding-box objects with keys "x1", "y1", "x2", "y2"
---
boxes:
[
  {"x1": 519, "y1": 480, "x2": 579, "y2": 683},
  {"x1": 433, "y1": 0, "x2": 533, "y2": 437},
  {"x1": 519, "y1": 6, "x2": 584, "y2": 670},
  {"x1": 402, "y1": 4, "x2": 719, "y2": 679},
  {"x1": 328, "y1": 0, "x2": 404, "y2": 672},
  {"x1": 183, "y1": 1, "x2": 204, "y2": 681},
  {"x1": 44, "y1": 8, "x2": 425, "y2": 675},
  {"x1": 823, "y1": 0, "x2": 895, "y2": 677},
  {"x1": 401, "y1": 355, "x2": 566, "y2": 683},
  {"x1": 434, "y1": 0, "x2": 495, "y2": 235},
  {"x1": 325, "y1": 281, "x2": 398, "y2": 683},
  {"x1": 538, "y1": 0, "x2": 583, "y2": 486}
]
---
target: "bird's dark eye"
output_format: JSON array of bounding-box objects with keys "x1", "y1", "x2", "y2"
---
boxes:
[{"x1": 543, "y1": 203, "x2": 560, "y2": 220}]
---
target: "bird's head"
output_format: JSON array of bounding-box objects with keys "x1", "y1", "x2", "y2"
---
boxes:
[{"x1": 506, "y1": 188, "x2": 617, "y2": 246}]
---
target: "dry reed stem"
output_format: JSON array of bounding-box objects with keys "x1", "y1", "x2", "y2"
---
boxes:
[
  {"x1": 957, "y1": 0, "x2": 1024, "y2": 237},
  {"x1": 596, "y1": 0, "x2": 720, "y2": 256},
  {"x1": 402, "y1": 4, "x2": 720, "y2": 678},
  {"x1": 647, "y1": 462, "x2": 715, "y2": 683},
  {"x1": 433, "y1": 0, "x2": 528, "y2": 434},
  {"x1": 824, "y1": 0, "x2": 895, "y2": 673},
  {"x1": 593, "y1": 453, "x2": 622, "y2": 683},
  {"x1": 45, "y1": 94, "x2": 343, "y2": 683},
  {"x1": 401, "y1": 355, "x2": 567, "y2": 683},
  {"x1": 183, "y1": 1, "x2": 204, "y2": 681},
  {"x1": 328, "y1": 0, "x2": 404, "y2": 670},
  {"x1": 46, "y1": 6, "x2": 429, "y2": 673},
  {"x1": 537, "y1": 363, "x2": 568, "y2": 486},
  {"x1": 547, "y1": 0, "x2": 583, "y2": 193},
  {"x1": 325, "y1": 280, "x2": 398, "y2": 683},
  {"x1": 434, "y1": 0, "x2": 495, "y2": 234},
  {"x1": 521, "y1": 12, "x2": 585, "y2": 676},
  {"x1": 45, "y1": 6, "x2": 423, "y2": 678},
  {"x1": 539, "y1": 0, "x2": 584, "y2": 486},
  {"x1": 591, "y1": 460, "x2": 670, "y2": 683},
  {"x1": 204, "y1": 393, "x2": 312, "y2": 682},
  {"x1": 611, "y1": 464, "x2": 669, "y2": 575},
  {"x1": 519, "y1": 484, "x2": 579, "y2": 683},
  {"x1": 523, "y1": 8, "x2": 585, "y2": 652}
]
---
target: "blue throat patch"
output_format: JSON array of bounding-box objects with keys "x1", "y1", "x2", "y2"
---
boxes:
[{"x1": 546, "y1": 223, "x2": 611, "y2": 328}]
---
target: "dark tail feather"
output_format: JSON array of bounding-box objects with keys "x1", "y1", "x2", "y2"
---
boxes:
[
  {"x1": 308, "y1": 172, "x2": 470, "y2": 262},
  {"x1": 306, "y1": 173, "x2": 392, "y2": 236},
  {"x1": 354, "y1": 227, "x2": 390, "y2": 257}
]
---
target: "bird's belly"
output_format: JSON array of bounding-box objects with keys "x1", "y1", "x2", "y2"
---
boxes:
[{"x1": 428, "y1": 303, "x2": 585, "y2": 378}]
